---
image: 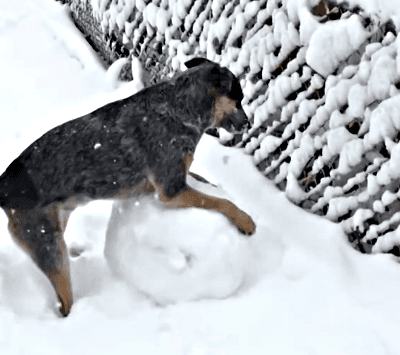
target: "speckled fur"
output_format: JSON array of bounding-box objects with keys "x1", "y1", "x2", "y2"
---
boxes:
[
  {"x1": 0, "y1": 58, "x2": 252, "y2": 316},
  {"x1": 0, "y1": 59, "x2": 247, "y2": 207}
]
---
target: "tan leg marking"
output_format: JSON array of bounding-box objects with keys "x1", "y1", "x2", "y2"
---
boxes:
[
  {"x1": 48, "y1": 236, "x2": 72, "y2": 316},
  {"x1": 6, "y1": 205, "x2": 73, "y2": 316},
  {"x1": 114, "y1": 179, "x2": 155, "y2": 199},
  {"x1": 147, "y1": 173, "x2": 255, "y2": 235},
  {"x1": 182, "y1": 153, "x2": 194, "y2": 174}
]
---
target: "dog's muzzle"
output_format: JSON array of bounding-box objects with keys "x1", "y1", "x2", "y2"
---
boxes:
[{"x1": 220, "y1": 109, "x2": 251, "y2": 134}]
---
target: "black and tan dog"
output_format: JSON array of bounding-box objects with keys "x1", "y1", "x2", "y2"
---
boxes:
[{"x1": 0, "y1": 57, "x2": 256, "y2": 316}]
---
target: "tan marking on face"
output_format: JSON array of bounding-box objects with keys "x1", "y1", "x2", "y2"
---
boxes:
[{"x1": 212, "y1": 96, "x2": 238, "y2": 126}]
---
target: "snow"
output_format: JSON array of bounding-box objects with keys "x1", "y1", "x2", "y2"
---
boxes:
[
  {"x1": 143, "y1": 3, "x2": 171, "y2": 34},
  {"x1": 105, "y1": 192, "x2": 250, "y2": 305},
  {"x1": 347, "y1": 83, "x2": 369, "y2": 118},
  {"x1": 306, "y1": 15, "x2": 369, "y2": 77},
  {"x1": 338, "y1": 139, "x2": 364, "y2": 174},
  {"x1": 368, "y1": 54, "x2": 397, "y2": 101},
  {"x1": 365, "y1": 95, "x2": 400, "y2": 148},
  {"x1": 2, "y1": 0, "x2": 400, "y2": 354}
]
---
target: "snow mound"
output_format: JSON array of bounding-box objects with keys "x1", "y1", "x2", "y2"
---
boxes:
[{"x1": 104, "y1": 196, "x2": 250, "y2": 305}]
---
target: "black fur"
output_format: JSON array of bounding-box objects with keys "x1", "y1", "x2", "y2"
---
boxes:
[{"x1": 0, "y1": 58, "x2": 249, "y2": 209}]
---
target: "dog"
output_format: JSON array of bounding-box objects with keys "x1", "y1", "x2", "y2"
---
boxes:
[{"x1": 0, "y1": 57, "x2": 256, "y2": 317}]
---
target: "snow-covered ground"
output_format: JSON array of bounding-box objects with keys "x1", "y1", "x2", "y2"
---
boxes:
[{"x1": 1, "y1": 0, "x2": 400, "y2": 354}]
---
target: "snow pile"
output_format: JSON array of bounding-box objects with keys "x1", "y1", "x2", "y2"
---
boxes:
[{"x1": 104, "y1": 193, "x2": 250, "y2": 305}]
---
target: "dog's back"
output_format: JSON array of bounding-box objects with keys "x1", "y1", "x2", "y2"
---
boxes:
[{"x1": 0, "y1": 65, "x2": 219, "y2": 210}]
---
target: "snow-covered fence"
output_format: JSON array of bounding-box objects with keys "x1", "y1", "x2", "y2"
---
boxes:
[{"x1": 57, "y1": 0, "x2": 400, "y2": 256}]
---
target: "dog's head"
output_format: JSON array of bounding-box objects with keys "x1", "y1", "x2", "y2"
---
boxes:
[{"x1": 184, "y1": 58, "x2": 250, "y2": 134}]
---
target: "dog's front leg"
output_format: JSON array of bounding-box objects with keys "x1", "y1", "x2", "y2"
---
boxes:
[{"x1": 150, "y1": 181, "x2": 255, "y2": 235}]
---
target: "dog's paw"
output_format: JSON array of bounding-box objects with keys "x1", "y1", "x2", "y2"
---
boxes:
[{"x1": 232, "y1": 208, "x2": 256, "y2": 236}]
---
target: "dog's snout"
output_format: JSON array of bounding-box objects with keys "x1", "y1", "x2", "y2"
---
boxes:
[
  {"x1": 219, "y1": 108, "x2": 251, "y2": 134},
  {"x1": 232, "y1": 109, "x2": 251, "y2": 132}
]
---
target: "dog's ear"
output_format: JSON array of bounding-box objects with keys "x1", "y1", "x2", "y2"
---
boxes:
[
  {"x1": 184, "y1": 57, "x2": 213, "y2": 68},
  {"x1": 208, "y1": 66, "x2": 244, "y2": 102},
  {"x1": 207, "y1": 66, "x2": 233, "y2": 94}
]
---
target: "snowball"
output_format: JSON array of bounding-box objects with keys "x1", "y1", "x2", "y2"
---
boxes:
[{"x1": 105, "y1": 197, "x2": 250, "y2": 305}]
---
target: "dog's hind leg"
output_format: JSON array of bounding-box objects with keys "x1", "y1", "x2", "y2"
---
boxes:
[{"x1": 6, "y1": 205, "x2": 73, "y2": 316}]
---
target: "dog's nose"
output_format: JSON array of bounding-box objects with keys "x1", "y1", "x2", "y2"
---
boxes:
[
  {"x1": 243, "y1": 118, "x2": 251, "y2": 131},
  {"x1": 231, "y1": 109, "x2": 250, "y2": 131},
  {"x1": 219, "y1": 108, "x2": 251, "y2": 133}
]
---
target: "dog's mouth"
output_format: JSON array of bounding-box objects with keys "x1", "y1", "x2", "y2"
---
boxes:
[{"x1": 219, "y1": 109, "x2": 251, "y2": 134}]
